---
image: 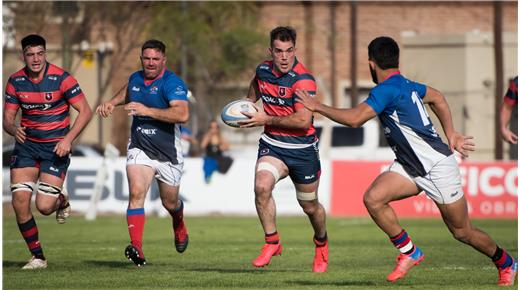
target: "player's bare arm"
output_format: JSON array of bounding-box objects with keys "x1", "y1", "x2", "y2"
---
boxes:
[
  {"x1": 244, "y1": 78, "x2": 260, "y2": 103},
  {"x1": 239, "y1": 102, "x2": 312, "y2": 130},
  {"x1": 423, "y1": 86, "x2": 475, "y2": 157},
  {"x1": 3, "y1": 108, "x2": 27, "y2": 143},
  {"x1": 125, "y1": 100, "x2": 189, "y2": 123},
  {"x1": 295, "y1": 89, "x2": 376, "y2": 128},
  {"x1": 96, "y1": 84, "x2": 128, "y2": 118},
  {"x1": 500, "y1": 102, "x2": 518, "y2": 144},
  {"x1": 54, "y1": 97, "x2": 93, "y2": 157}
]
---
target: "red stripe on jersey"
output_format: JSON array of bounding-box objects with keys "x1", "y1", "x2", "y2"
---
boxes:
[
  {"x1": 21, "y1": 117, "x2": 70, "y2": 131},
  {"x1": 4, "y1": 103, "x2": 19, "y2": 110},
  {"x1": 27, "y1": 136, "x2": 63, "y2": 143},
  {"x1": 67, "y1": 93, "x2": 85, "y2": 104},
  {"x1": 47, "y1": 64, "x2": 65, "y2": 76},
  {"x1": 293, "y1": 79, "x2": 316, "y2": 92},
  {"x1": 60, "y1": 75, "x2": 78, "y2": 92},
  {"x1": 11, "y1": 69, "x2": 26, "y2": 78},
  {"x1": 6, "y1": 82, "x2": 16, "y2": 95},
  {"x1": 504, "y1": 97, "x2": 517, "y2": 106}
]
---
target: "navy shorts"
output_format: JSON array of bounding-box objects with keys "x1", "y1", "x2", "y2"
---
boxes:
[
  {"x1": 10, "y1": 140, "x2": 70, "y2": 179},
  {"x1": 257, "y1": 139, "x2": 321, "y2": 184}
]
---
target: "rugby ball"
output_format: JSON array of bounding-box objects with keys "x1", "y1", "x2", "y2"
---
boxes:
[{"x1": 220, "y1": 100, "x2": 257, "y2": 128}]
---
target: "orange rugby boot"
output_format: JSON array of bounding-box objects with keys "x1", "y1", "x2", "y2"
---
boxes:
[
  {"x1": 252, "y1": 243, "x2": 283, "y2": 267},
  {"x1": 387, "y1": 246, "x2": 425, "y2": 282},
  {"x1": 498, "y1": 259, "x2": 518, "y2": 286},
  {"x1": 312, "y1": 239, "x2": 328, "y2": 273}
]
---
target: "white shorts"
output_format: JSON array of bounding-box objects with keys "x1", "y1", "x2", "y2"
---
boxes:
[
  {"x1": 126, "y1": 147, "x2": 183, "y2": 187},
  {"x1": 388, "y1": 154, "x2": 464, "y2": 204}
]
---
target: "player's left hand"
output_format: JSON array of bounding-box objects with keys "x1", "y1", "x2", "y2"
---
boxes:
[
  {"x1": 295, "y1": 89, "x2": 319, "y2": 112},
  {"x1": 238, "y1": 104, "x2": 268, "y2": 128},
  {"x1": 448, "y1": 132, "x2": 475, "y2": 158},
  {"x1": 54, "y1": 138, "x2": 72, "y2": 157},
  {"x1": 124, "y1": 102, "x2": 149, "y2": 117}
]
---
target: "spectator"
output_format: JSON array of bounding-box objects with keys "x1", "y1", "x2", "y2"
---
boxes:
[{"x1": 200, "y1": 120, "x2": 232, "y2": 183}]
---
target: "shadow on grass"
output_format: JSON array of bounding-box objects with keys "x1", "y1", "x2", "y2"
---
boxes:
[
  {"x1": 189, "y1": 267, "x2": 303, "y2": 274},
  {"x1": 290, "y1": 279, "x2": 377, "y2": 287},
  {"x1": 3, "y1": 260, "x2": 27, "y2": 269},
  {"x1": 83, "y1": 260, "x2": 135, "y2": 268}
]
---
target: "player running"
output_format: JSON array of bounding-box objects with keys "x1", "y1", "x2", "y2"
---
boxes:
[
  {"x1": 96, "y1": 39, "x2": 190, "y2": 267},
  {"x1": 239, "y1": 26, "x2": 329, "y2": 273},
  {"x1": 295, "y1": 36, "x2": 517, "y2": 286},
  {"x1": 3, "y1": 34, "x2": 93, "y2": 269}
]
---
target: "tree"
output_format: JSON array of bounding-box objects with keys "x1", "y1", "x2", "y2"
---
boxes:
[{"x1": 147, "y1": 2, "x2": 264, "y2": 134}]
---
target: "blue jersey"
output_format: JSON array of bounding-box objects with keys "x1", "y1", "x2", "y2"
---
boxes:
[
  {"x1": 364, "y1": 72, "x2": 452, "y2": 177},
  {"x1": 127, "y1": 69, "x2": 188, "y2": 164}
]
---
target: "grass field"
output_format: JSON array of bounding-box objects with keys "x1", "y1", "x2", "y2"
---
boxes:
[{"x1": 3, "y1": 214, "x2": 517, "y2": 290}]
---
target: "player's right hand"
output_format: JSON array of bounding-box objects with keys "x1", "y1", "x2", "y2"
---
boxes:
[
  {"x1": 15, "y1": 126, "x2": 26, "y2": 143},
  {"x1": 96, "y1": 102, "x2": 115, "y2": 118}
]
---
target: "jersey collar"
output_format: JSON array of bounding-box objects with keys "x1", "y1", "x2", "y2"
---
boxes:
[{"x1": 383, "y1": 70, "x2": 401, "y2": 82}]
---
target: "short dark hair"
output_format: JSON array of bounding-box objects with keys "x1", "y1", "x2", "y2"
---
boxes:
[
  {"x1": 21, "y1": 34, "x2": 46, "y2": 51},
  {"x1": 141, "y1": 39, "x2": 166, "y2": 54},
  {"x1": 270, "y1": 26, "x2": 297, "y2": 47},
  {"x1": 368, "y1": 36, "x2": 399, "y2": 69}
]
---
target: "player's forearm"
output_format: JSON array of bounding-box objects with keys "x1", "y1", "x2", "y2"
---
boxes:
[
  {"x1": 64, "y1": 106, "x2": 93, "y2": 142},
  {"x1": 429, "y1": 98, "x2": 455, "y2": 139},
  {"x1": 266, "y1": 113, "x2": 310, "y2": 130},
  {"x1": 146, "y1": 107, "x2": 189, "y2": 123},
  {"x1": 3, "y1": 120, "x2": 17, "y2": 137},
  {"x1": 108, "y1": 93, "x2": 127, "y2": 107},
  {"x1": 315, "y1": 104, "x2": 360, "y2": 127},
  {"x1": 500, "y1": 104, "x2": 513, "y2": 130}
]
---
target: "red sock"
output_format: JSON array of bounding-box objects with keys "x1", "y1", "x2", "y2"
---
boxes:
[
  {"x1": 265, "y1": 231, "x2": 280, "y2": 244},
  {"x1": 127, "y1": 208, "x2": 145, "y2": 249},
  {"x1": 170, "y1": 200, "x2": 184, "y2": 228}
]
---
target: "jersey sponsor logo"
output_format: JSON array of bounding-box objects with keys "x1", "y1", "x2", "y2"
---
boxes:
[
  {"x1": 70, "y1": 85, "x2": 80, "y2": 95},
  {"x1": 19, "y1": 94, "x2": 29, "y2": 99},
  {"x1": 14, "y1": 77, "x2": 25, "y2": 82},
  {"x1": 259, "y1": 65, "x2": 270, "y2": 70},
  {"x1": 21, "y1": 103, "x2": 52, "y2": 110},
  {"x1": 132, "y1": 86, "x2": 140, "y2": 92},
  {"x1": 261, "y1": 95, "x2": 284, "y2": 105},
  {"x1": 304, "y1": 174, "x2": 315, "y2": 180},
  {"x1": 136, "y1": 126, "x2": 157, "y2": 135},
  {"x1": 174, "y1": 86, "x2": 186, "y2": 95},
  {"x1": 384, "y1": 127, "x2": 391, "y2": 135},
  {"x1": 450, "y1": 191, "x2": 459, "y2": 197},
  {"x1": 48, "y1": 76, "x2": 58, "y2": 81},
  {"x1": 150, "y1": 86, "x2": 159, "y2": 94},
  {"x1": 288, "y1": 71, "x2": 296, "y2": 77},
  {"x1": 49, "y1": 166, "x2": 59, "y2": 173},
  {"x1": 260, "y1": 148, "x2": 269, "y2": 155},
  {"x1": 45, "y1": 92, "x2": 53, "y2": 101},
  {"x1": 278, "y1": 87, "x2": 287, "y2": 97}
]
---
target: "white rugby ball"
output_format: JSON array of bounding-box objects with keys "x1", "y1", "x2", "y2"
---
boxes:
[{"x1": 221, "y1": 100, "x2": 257, "y2": 128}]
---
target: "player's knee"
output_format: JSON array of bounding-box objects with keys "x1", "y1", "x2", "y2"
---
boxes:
[
  {"x1": 363, "y1": 190, "x2": 380, "y2": 211},
  {"x1": 300, "y1": 200, "x2": 319, "y2": 216},
  {"x1": 254, "y1": 182, "x2": 273, "y2": 198},
  {"x1": 36, "y1": 205, "x2": 54, "y2": 216}
]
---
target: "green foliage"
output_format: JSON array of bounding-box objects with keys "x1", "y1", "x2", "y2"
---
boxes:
[
  {"x1": 147, "y1": 2, "x2": 264, "y2": 83},
  {"x1": 3, "y1": 215, "x2": 517, "y2": 289}
]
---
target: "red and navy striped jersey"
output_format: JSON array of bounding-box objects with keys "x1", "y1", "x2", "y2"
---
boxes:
[
  {"x1": 4, "y1": 62, "x2": 85, "y2": 142},
  {"x1": 504, "y1": 76, "x2": 518, "y2": 106},
  {"x1": 254, "y1": 59, "x2": 317, "y2": 147}
]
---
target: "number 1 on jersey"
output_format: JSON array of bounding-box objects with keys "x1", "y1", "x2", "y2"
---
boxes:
[{"x1": 411, "y1": 91, "x2": 431, "y2": 126}]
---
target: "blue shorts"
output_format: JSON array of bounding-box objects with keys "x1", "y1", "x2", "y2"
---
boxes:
[
  {"x1": 257, "y1": 139, "x2": 321, "y2": 184},
  {"x1": 10, "y1": 140, "x2": 70, "y2": 179}
]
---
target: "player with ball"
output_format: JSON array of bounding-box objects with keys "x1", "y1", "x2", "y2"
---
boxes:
[{"x1": 223, "y1": 26, "x2": 329, "y2": 272}]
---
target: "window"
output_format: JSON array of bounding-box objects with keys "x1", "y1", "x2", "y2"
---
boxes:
[{"x1": 331, "y1": 127, "x2": 364, "y2": 147}]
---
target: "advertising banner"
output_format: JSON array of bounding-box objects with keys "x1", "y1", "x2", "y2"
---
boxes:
[{"x1": 330, "y1": 160, "x2": 518, "y2": 218}]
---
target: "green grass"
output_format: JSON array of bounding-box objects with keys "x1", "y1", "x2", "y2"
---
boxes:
[{"x1": 3, "y1": 214, "x2": 517, "y2": 289}]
